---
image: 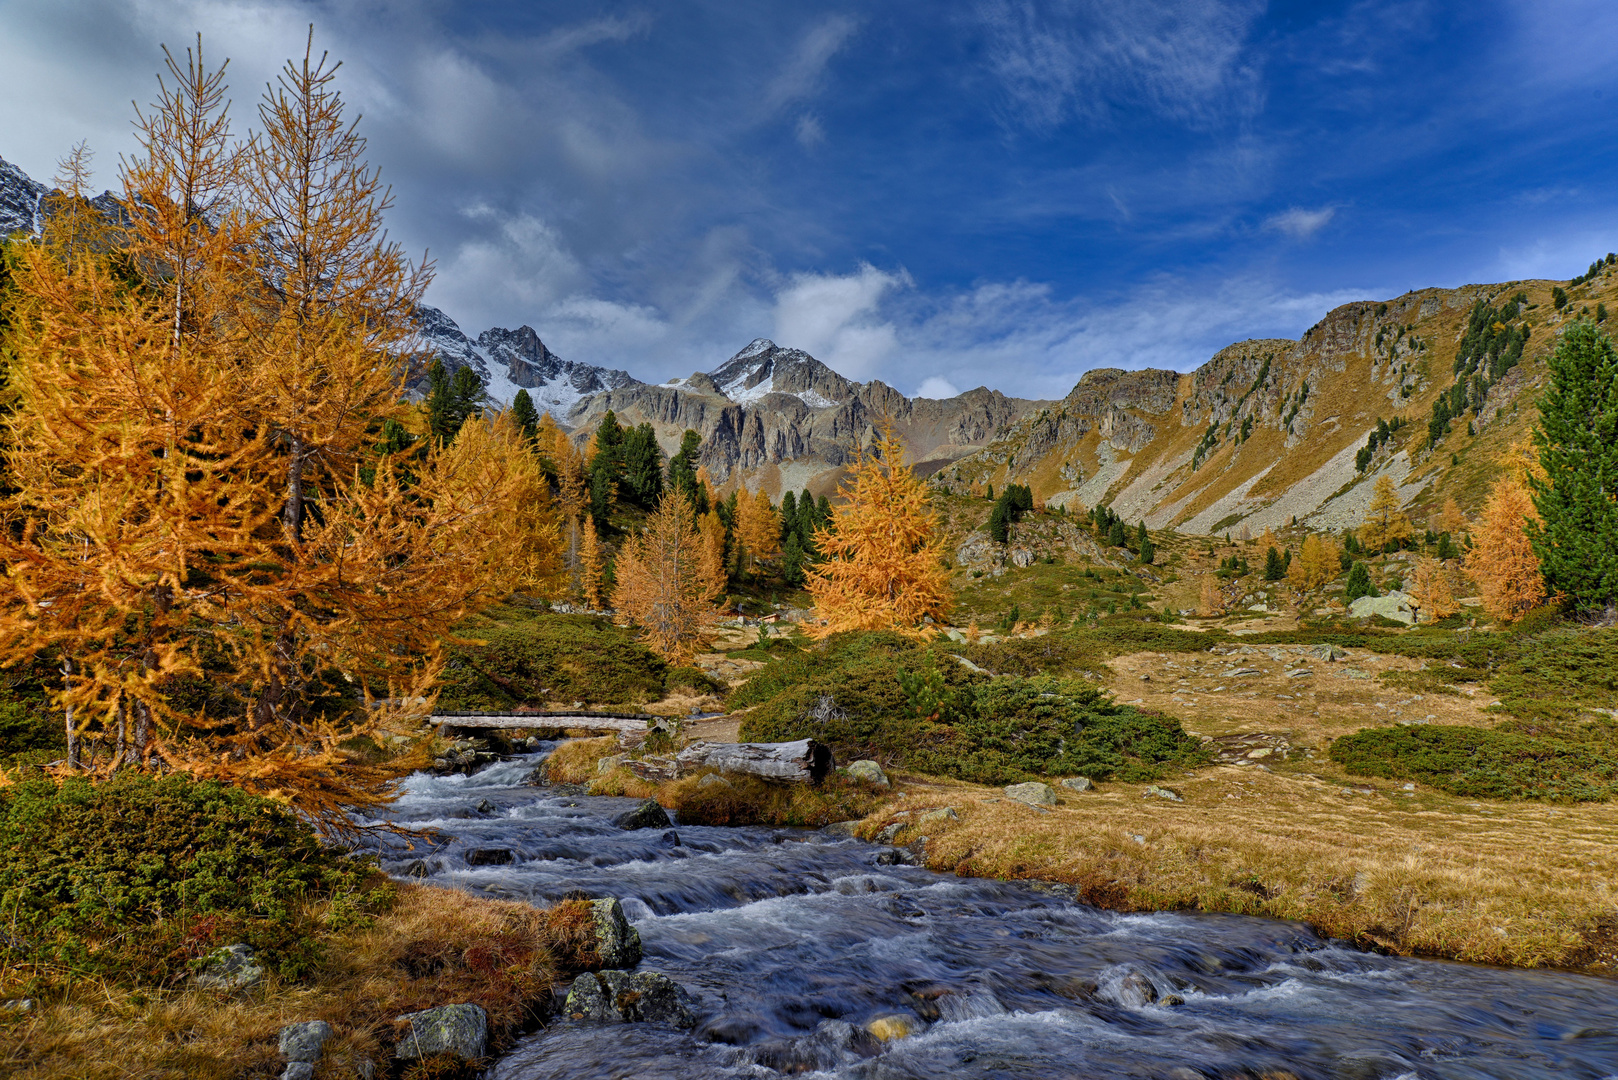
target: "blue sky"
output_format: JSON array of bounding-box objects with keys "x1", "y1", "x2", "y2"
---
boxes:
[{"x1": 3, "y1": 1, "x2": 1617, "y2": 400}]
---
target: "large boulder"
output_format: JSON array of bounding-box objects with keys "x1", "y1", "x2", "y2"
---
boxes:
[
  {"x1": 589, "y1": 897, "x2": 642, "y2": 969},
  {"x1": 614, "y1": 798, "x2": 672, "y2": 830},
  {"x1": 1348, "y1": 590, "x2": 1416, "y2": 625},
  {"x1": 1004, "y1": 782, "x2": 1057, "y2": 807},
  {"x1": 394, "y1": 1003, "x2": 489, "y2": 1062},
  {"x1": 563, "y1": 970, "x2": 697, "y2": 1028},
  {"x1": 194, "y1": 944, "x2": 264, "y2": 991},
  {"x1": 847, "y1": 760, "x2": 889, "y2": 787}
]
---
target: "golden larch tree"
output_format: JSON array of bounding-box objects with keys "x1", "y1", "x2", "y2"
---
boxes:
[
  {"x1": 1408, "y1": 556, "x2": 1459, "y2": 622},
  {"x1": 579, "y1": 516, "x2": 603, "y2": 609},
  {"x1": 1198, "y1": 574, "x2": 1225, "y2": 616},
  {"x1": 1436, "y1": 496, "x2": 1468, "y2": 535},
  {"x1": 804, "y1": 427, "x2": 951, "y2": 638},
  {"x1": 1359, "y1": 474, "x2": 1413, "y2": 552},
  {"x1": 698, "y1": 508, "x2": 729, "y2": 600},
  {"x1": 244, "y1": 30, "x2": 430, "y2": 541},
  {"x1": 1467, "y1": 476, "x2": 1546, "y2": 622},
  {"x1": 537, "y1": 412, "x2": 586, "y2": 518},
  {"x1": 735, "y1": 487, "x2": 780, "y2": 575},
  {"x1": 0, "y1": 38, "x2": 560, "y2": 830},
  {"x1": 1287, "y1": 533, "x2": 1341, "y2": 593},
  {"x1": 611, "y1": 494, "x2": 720, "y2": 661}
]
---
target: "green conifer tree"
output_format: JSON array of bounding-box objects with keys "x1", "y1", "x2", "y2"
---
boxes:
[
  {"x1": 1137, "y1": 522, "x2": 1155, "y2": 565},
  {"x1": 1345, "y1": 561, "x2": 1378, "y2": 602},
  {"x1": 619, "y1": 422, "x2": 664, "y2": 508},
  {"x1": 1527, "y1": 320, "x2": 1618, "y2": 618},
  {"x1": 510, "y1": 389, "x2": 540, "y2": 443},
  {"x1": 1264, "y1": 546, "x2": 1285, "y2": 580}
]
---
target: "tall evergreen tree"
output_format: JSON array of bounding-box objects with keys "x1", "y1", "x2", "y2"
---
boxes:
[
  {"x1": 620, "y1": 422, "x2": 664, "y2": 508},
  {"x1": 587, "y1": 410, "x2": 624, "y2": 520},
  {"x1": 1263, "y1": 546, "x2": 1285, "y2": 581},
  {"x1": 1345, "y1": 561, "x2": 1378, "y2": 602},
  {"x1": 1138, "y1": 522, "x2": 1155, "y2": 565},
  {"x1": 1528, "y1": 320, "x2": 1618, "y2": 618},
  {"x1": 511, "y1": 389, "x2": 540, "y2": 443},
  {"x1": 668, "y1": 428, "x2": 704, "y2": 509}
]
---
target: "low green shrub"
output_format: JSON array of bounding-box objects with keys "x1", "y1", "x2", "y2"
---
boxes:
[
  {"x1": 438, "y1": 612, "x2": 667, "y2": 710},
  {"x1": 1329, "y1": 724, "x2": 1618, "y2": 802},
  {"x1": 906, "y1": 676, "x2": 1210, "y2": 785},
  {"x1": 0, "y1": 773, "x2": 384, "y2": 983},
  {"x1": 736, "y1": 632, "x2": 1208, "y2": 784},
  {"x1": 665, "y1": 666, "x2": 727, "y2": 696}
]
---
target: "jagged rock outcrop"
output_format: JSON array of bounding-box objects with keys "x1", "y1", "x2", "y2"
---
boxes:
[
  {"x1": 569, "y1": 339, "x2": 1047, "y2": 493},
  {"x1": 937, "y1": 278, "x2": 1573, "y2": 535},
  {"x1": 409, "y1": 307, "x2": 641, "y2": 413},
  {"x1": 0, "y1": 156, "x2": 47, "y2": 237}
]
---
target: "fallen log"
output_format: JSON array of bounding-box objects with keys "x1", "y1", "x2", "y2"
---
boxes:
[{"x1": 674, "y1": 739, "x2": 833, "y2": 784}]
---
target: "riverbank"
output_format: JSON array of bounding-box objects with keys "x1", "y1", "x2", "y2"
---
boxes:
[
  {"x1": 867, "y1": 767, "x2": 1618, "y2": 974},
  {"x1": 0, "y1": 882, "x2": 589, "y2": 1080},
  {"x1": 557, "y1": 735, "x2": 1618, "y2": 975}
]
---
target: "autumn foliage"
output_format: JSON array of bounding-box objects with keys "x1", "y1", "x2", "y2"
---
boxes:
[
  {"x1": 804, "y1": 427, "x2": 951, "y2": 637},
  {"x1": 1468, "y1": 476, "x2": 1546, "y2": 623},
  {"x1": 611, "y1": 494, "x2": 721, "y2": 662},
  {"x1": 1408, "y1": 556, "x2": 1460, "y2": 621},
  {"x1": 735, "y1": 487, "x2": 780, "y2": 575},
  {"x1": 1359, "y1": 475, "x2": 1414, "y2": 553},
  {"x1": 0, "y1": 38, "x2": 560, "y2": 829},
  {"x1": 1287, "y1": 534, "x2": 1341, "y2": 593}
]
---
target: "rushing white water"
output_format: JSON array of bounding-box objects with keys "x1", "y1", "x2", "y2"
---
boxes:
[{"x1": 365, "y1": 752, "x2": 1618, "y2": 1080}]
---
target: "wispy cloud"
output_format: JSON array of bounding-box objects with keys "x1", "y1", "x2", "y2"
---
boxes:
[
  {"x1": 763, "y1": 14, "x2": 860, "y2": 112},
  {"x1": 1265, "y1": 206, "x2": 1336, "y2": 240},
  {"x1": 795, "y1": 113, "x2": 826, "y2": 148},
  {"x1": 975, "y1": 0, "x2": 1266, "y2": 131}
]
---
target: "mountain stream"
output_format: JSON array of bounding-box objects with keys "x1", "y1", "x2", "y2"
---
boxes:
[{"x1": 368, "y1": 750, "x2": 1618, "y2": 1080}]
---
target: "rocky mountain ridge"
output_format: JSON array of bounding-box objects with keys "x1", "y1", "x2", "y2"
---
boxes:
[
  {"x1": 569, "y1": 338, "x2": 1051, "y2": 494},
  {"x1": 934, "y1": 273, "x2": 1614, "y2": 534}
]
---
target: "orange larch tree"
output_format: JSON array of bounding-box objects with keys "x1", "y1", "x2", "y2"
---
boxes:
[
  {"x1": 1467, "y1": 476, "x2": 1546, "y2": 622},
  {"x1": 804, "y1": 426, "x2": 951, "y2": 637},
  {"x1": 1286, "y1": 533, "x2": 1341, "y2": 593},
  {"x1": 0, "y1": 37, "x2": 561, "y2": 830},
  {"x1": 734, "y1": 487, "x2": 779, "y2": 576},
  {"x1": 1408, "y1": 555, "x2": 1459, "y2": 622},
  {"x1": 611, "y1": 494, "x2": 720, "y2": 661},
  {"x1": 579, "y1": 515, "x2": 603, "y2": 609},
  {"x1": 1359, "y1": 475, "x2": 1414, "y2": 553}
]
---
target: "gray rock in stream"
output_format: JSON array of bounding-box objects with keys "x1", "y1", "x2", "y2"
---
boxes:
[
  {"x1": 613, "y1": 798, "x2": 672, "y2": 830},
  {"x1": 588, "y1": 897, "x2": 642, "y2": 969},
  {"x1": 394, "y1": 1003, "x2": 488, "y2": 1061},
  {"x1": 562, "y1": 970, "x2": 697, "y2": 1028}
]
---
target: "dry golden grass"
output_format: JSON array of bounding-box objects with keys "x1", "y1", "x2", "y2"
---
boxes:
[
  {"x1": 0, "y1": 884, "x2": 591, "y2": 1080},
  {"x1": 859, "y1": 765, "x2": 1618, "y2": 973}
]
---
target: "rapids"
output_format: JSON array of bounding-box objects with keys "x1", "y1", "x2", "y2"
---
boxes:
[{"x1": 367, "y1": 751, "x2": 1618, "y2": 1079}]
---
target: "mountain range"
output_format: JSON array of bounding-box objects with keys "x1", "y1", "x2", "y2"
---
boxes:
[{"x1": 4, "y1": 153, "x2": 1604, "y2": 529}]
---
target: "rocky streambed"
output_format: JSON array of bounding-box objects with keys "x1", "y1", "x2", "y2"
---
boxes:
[{"x1": 366, "y1": 750, "x2": 1618, "y2": 1079}]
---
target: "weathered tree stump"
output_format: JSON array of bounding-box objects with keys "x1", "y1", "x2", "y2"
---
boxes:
[{"x1": 674, "y1": 739, "x2": 832, "y2": 783}]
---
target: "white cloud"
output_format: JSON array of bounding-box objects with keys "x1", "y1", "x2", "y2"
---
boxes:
[
  {"x1": 795, "y1": 113, "x2": 826, "y2": 148},
  {"x1": 771, "y1": 264, "x2": 908, "y2": 379},
  {"x1": 1265, "y1": 205, "x2": 1336, "y2": 239},
  {"x1": 763, "y1": 15, "x2": 859, "y2": 112},
  {"x1": 913, "y1": 376, "x2": 961, "y2": 399},
  {"x1": 977, "y1": 0, "x2": 1266, "y2": 131}
]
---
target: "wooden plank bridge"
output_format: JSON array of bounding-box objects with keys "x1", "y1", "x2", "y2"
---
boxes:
[{"x1": 433, "y1": 711, "x2": 653, "y2": 736}]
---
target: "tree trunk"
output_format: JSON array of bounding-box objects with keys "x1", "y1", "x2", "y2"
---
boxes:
[
  {"x1": 674, "y1": 739, "x2": 832, "y2": 783},
  {"x1": 285, "y1": 433, "x2": 306, "y2": 542},
  {"x1": 62, "y1": 658, "x2": 78, "y2": 770}
]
